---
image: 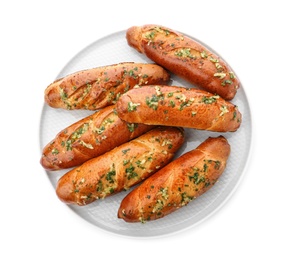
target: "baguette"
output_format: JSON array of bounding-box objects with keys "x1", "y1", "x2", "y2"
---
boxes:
[
  {"x1": 56, "y1": 126, "x2": 185, "y2": 206},
  {"x1": 118, "y1": 136, "x2": 230, "y2": 223},
  {"x1": 44, "y1": 62, "x2": 170, "y2": 110},
  {"x1": 116, "y1": 85, "x2": 242, "y2": 132},
  {"x1": 40, "y1": 105, "x2": 154, "y2": 171},
  {"x1": 126, "y1": 25, "x2": 239, "y2": 100}
]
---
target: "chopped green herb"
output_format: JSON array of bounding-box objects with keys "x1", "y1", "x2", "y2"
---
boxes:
[
  {"x1": 145, "y1": 31, "x2": 156, "y2": 40},
  {"x1": 65, "y1": 140, "x2": 72, "y2": 151},
  {"x1": 59, "y1": 88, "x2": 68, "y2": 100},
  {"x1": 189, "y1": 172, "x2": 205, "y2": 185},
  {"x1": 122, "y1": 148, "x2": 130, "y2": 154},
  {"x1": 159, "y1": 187, "x2": 169, "y2": 200},
  {"x1": 200, "y1": 50, "x2": 208, "y2": 59},
  {"x1": 93, "y1": 126, "x2": 105, "y2": 135},
  {"x1": 71, "y1": 123, "x2": 89, "y2": 140},
  {"x1": 209, "y1": 56, "x2": 219, "y2": 63},
  {"x1": 51, "y1": 148, "x2": 59, "y2": 155},
  {"x1": 152, "y1": 199, "x2": 164, "y2": 213},
  {"x1": 221, "y1": 79, "x2": 233, "y2": 86},
  {"x1": 146, "y1": 94, "x2": 160, "y2": 110},
  {"x1": 202, "y1": 95, "x2": 219, "y2": 104},
  {"x1": 220, "y1": 105, "x2": 229, "y2": 116},
  {"x1": 181, "y1": 192, "x2": 193, "y2": 205},
  {"x1": 106, "y1": 164, "x2": 116, "y2": 183},
  {"x1": 215, "y1": 63, "x2": 223, "y2": 70},
  {"x1": 175, "y1": 48, "x2": 196, "y2": 59},
  {"x1": 96, "y1": 180, "x2": 103, "y2": 192},
  {"x1": 213, "y1": 160, "x2": 221, "y2": 170},
  {"x1": 123, "y1": 159, "x2": 130, "y2": 166},
  {"x1": 127, "y1": 102, "x2": 140, "y2": 112},
  {"x1": 127, "y1": 123, "x2": 138, "y2": 132},
  {"x1": 214, "y1": 72, "x2": 227, "y2": 79},
  {"x1": 179, "y1": 99, "x2": 193, "y2": 110},
  {"x1": 128, "y1": 70, "x2": 137, "y2": 79},
  {"x1": 125, "y1": 164, "x2": 138, "y2": 180},
  {"x1": 203, "y1": 163, "x2": 208, "y2": 172},
  {"x1": 169, "y1": 100, "x2": 175, "y2": 107},
  {"x1": 233, "y1": 111, "x2": 237, "y2": 120},
  {"x1": 229, "y1": 71, "x2": 236, "y2": 79}
]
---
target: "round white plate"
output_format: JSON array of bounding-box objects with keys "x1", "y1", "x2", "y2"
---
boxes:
[{"x1": 39, "y1": 30, "x2": 252, "y2": 237}]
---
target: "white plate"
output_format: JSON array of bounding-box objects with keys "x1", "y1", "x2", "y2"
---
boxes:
[{"x1": 39, "y1": 30, "x2": 252, "y2": 237}]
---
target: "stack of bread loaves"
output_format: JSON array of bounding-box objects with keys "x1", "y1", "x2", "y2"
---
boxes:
[{"x1": 40, "y1": 24, "x2": 242, "y2": 223}]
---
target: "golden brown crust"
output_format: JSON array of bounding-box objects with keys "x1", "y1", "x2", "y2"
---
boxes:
[
  {"x1": 40, "y1": 105, "x2": 155, "y2": 171},
  {"x1": 44, "y1": 62, "x2": 170, "y2": 110},
  {"x1": 116, "y1": 85, "x2": 242, "y2": 132},
  {"x1": 56, "y1": 126, "x2": 185, "y2": 206},
  {"x1": 118, "y1": 136, "x2": 230, "y2": 223},
  {"x1": 126, "y1": 25, "x2": 239, "y2": 100}
]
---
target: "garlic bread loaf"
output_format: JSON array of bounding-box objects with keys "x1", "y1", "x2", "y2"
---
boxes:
[
  {"x1": 126, "y1": 25, "x2": 239, "y2": 100},
  {"x1": 40, "y1": 105, "x2": 154, "y2": 171},
  {"x1": 116, "y1": 85, "x2": 242, "y2": 132},
  {"x1": 118, "y1": 135, "x2": 230, "y2": 223},
  {"x1": 56, "y1": 126, "x2": 185, "y2": 206},
  {"x1": 44, "y1": 62, "x2": 170, "y2": 110}
]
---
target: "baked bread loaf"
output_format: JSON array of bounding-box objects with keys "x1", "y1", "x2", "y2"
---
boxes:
[
  {"x1": 56, "y1": 126, "x2": 185, "y2": 206},
  {"x1": 116, "y1": 85, "x2": 242, "y2": 132},
  {"x1": 40, "y1": 105, "x2": 154, "y2": 171},
  {"x1": 118, "y1": 135, "x2": 230, "y2": 223},
  {"x1": 126, "y1": 25, "x2": 239, "y2": 100},
  {"x1": 44, "y1": 62, "x2": 170, "y2": 110}
]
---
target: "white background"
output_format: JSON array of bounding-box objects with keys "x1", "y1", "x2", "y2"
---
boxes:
[{"x1": 1, "y1": 0, "x2": 285, "y2": 259}]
